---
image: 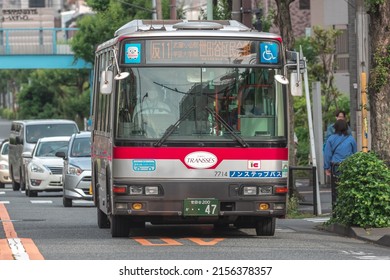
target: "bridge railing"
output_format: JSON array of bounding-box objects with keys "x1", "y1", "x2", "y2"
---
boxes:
[{"x1": 0, "y1": 28, "x2": 78, "y2": 55}]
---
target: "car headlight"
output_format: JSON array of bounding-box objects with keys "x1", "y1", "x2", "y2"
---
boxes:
[
  {"x1": 30, "y1": 163, "x2": 44, "y2": 173},
  {"x1": 67, "y1": 164, "x2": 83, "y2": 176},
  {"x1": 0, "y1": 163, "x2": 8, "y2": 170}
]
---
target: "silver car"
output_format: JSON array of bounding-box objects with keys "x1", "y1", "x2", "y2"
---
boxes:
[{"x1": 56, "y1": 131, "x2": 92, "y2": 207}]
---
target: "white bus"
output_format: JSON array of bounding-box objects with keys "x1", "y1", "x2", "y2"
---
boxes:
[{"x1": 92, "y1": 20, "x2": 294, "y2": 237}]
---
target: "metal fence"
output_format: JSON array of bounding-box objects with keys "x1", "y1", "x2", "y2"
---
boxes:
[
  {"x1": 289, "y1": 165, "x2": 318, "y2": 216},
  {"x1": 0, "y1": 28, "x2": 78, "y2": 55}
]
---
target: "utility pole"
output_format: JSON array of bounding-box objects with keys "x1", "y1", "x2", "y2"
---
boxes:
[
  {"x1": 241, "y1": 0, "x2": 252, "y2": 28},
  {"x1": 356, "y1": 0, "x2": 370, "y2": 151},
  {"x1": 156, "y1": 0, "x2": 163, "y2": 20},
  {"x1": 207, "y1": 0, "x2": 213, "y2": 20},
  {"x1": 170, "y1": 0, "x2": 176, "y2": 20},
  {"x1": 232, "y1": 0, "x2": 241, "y2": 22},
  {"x1": 152, "y1": 0, "x2": 157, "y2": 20}
]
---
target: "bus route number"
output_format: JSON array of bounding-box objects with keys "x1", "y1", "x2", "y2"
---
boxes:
[{"x1": 215, "y1": 171, "x2": 228, "y2": 177}]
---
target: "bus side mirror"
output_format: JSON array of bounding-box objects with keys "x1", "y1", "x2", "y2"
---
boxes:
[{"x1": 100, "y1": 71, "x2": 113, "y2": 94}]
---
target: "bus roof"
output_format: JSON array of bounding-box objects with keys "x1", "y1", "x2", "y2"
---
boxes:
[{"x1": 96, "y1": 20, "x2": 281, "y2": 52}]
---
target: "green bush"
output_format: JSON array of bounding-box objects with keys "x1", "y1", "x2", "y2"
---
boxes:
[{"x1": 331, "y1": 152, "x2": 390, "y2": 228}]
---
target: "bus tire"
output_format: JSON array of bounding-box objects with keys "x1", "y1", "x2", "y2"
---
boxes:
[
  {"x1": 96, "y1": 186, "x2": 110, "y2": 228},
  {"x1": 111, "y1": 215, "x2": 129, "y2": 238},
  {"x1": 20, "y1": 168, "x2": 26, "y2": 191},
  {"x1": 28, "y1": 189, "x2": 38, "y2": 197},
  {"x1": 255, "y1": 217, "x2": 276, "y2": 236},
  {"x1": 63, "y1": 197, "x2": 72, "y2": 207},
  {"x1": 12, "y1": 180, "x2": 20, "y2": 191},
  {"x1": 97, "y1": 207, "x2": 110, "y2": 229}
]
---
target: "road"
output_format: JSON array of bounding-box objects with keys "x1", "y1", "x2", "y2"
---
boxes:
[
  {"x1": 0, "y1": 185, "x2": 389, "y2": 260},
  {"x1": 0, "y1": 118, "x2": 389, "y2": 279},
  {"x1": 0, "y1": 118, "x2": 389, "y2": 260}
]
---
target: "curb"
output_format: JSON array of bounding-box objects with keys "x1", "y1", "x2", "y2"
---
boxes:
[
  {"x1": 377, "y1": 235, "x2": 390, "y2": 247},
  {"x1": 321, "y1": 223, "x2": 390, "y2": 248}
]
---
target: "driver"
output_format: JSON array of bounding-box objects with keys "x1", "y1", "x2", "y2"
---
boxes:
[
  {"x1": 132, "y1": 89, "x2": 173, "y2": 136},
  {"x1": 133, "y1": 89, "x2": 171, "y2": 120}
]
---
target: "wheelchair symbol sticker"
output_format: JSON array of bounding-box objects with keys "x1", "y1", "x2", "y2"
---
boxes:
[{"x1": 260, "y1": 42, "x2": 279, "y2": 64}]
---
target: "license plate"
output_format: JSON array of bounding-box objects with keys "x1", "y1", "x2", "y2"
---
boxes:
[{"x1": 183, "y1": 199, "x2": 219, "y2": 216}]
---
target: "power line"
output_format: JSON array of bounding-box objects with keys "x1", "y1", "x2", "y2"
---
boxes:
[{"x1": 115, "y1": 0, "x2": 155, "y2": 13}]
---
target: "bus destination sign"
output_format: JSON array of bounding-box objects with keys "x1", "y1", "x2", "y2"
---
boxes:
[{"x1": 141, "y1": 39, "x2": 280, "y2": 65}]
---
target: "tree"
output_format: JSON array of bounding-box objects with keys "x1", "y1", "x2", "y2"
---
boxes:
[
  {"x1": 18, "y1": 69, "x2": 90, "y2": 128},
  {"x1": 366, "y1": 1, "x2": 390, "y2": 163},
  {"x1": 72, "y1": 0, "x2": 171, "y2": 64},
  {"x1": 0, "y1": 70, "x2": 32, "y2": 118},
  {"x1": 289, "y1": 24, "x2": 352, "y2": 167},
  {"x1": 273, "y1": 0, "x2": 296, "y2": 166},
  {"x1": 72, "y1": 2, "x2": 132, "y2": 64}
]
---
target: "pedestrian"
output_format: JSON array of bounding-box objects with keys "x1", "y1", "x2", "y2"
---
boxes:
[
  {"x1": 324, "y1": 110, "x2": 351, "y2": 145},
  {"x1": 324, "y1": 119, "x2": 357, "y2": 177},
  {"x1": 324, "y1": 119, "x2": 357, "y2": 212}
]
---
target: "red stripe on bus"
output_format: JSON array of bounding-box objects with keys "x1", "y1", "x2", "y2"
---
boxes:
[{"x1": 113, "y1": 147, "x2": 287, "y2": 160}]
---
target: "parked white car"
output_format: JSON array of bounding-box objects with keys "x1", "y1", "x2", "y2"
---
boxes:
[
  {"x1": 0, "y1": 140, "x2": 11, "y2": 188},
  {"x1": 23, "y1": 136, "x2": 70, "y2": 197}
]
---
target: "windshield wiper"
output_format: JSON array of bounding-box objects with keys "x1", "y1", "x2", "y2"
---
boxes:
[
  {"x1": 153, "y1": 106, "x2": 195, "y2": 147},
  {"x1": 205, "y1": 107, "x2": 249, "y2": 148}
]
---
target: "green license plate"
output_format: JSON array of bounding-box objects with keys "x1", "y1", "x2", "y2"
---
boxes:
[{"x1": 183, "y1": 198, "x2": 219, "y2": 216}]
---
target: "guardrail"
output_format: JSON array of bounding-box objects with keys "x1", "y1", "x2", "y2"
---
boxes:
[{"x1": 0, "y1": 27, "x2": 78, "y2": 55}]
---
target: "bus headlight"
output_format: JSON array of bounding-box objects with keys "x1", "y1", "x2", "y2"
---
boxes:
[
  {"x1": 243, "y1": 186, "x2": 257, "y2": 195},
  {"x1": 129, "y1": 186, "x2": 143, "y2": 195},
  {"x1": 145, "y1": 186, "x2": 159, "y2": 195}
]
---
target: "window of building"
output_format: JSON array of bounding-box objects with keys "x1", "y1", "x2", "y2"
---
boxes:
[
  {"x1": 29, "y1": 0, "x2": 45, "y2": 8},
  {"x1": 299, "y1": 0, "x2": 310, "y2": 10}
]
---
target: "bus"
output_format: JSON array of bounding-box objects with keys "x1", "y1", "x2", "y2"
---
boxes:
[{"x1": 91, "y1": 20, "x2": 294, "y2": 237}]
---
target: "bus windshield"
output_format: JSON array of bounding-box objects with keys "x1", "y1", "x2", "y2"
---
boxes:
[{"x1": 116, "y1": 67, "x2": 285, "y2": 142}]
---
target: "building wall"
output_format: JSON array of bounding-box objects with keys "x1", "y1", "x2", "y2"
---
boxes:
[{"x1": 0, "y1": 0, "x2": 64, "y2": 28}]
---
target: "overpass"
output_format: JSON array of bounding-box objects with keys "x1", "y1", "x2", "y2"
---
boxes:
[{"x1": 0, "y1": 27, "x2": 92, "y2": 69}]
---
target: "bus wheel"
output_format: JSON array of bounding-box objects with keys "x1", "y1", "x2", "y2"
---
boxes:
[
  {"x1": 19, "y1": 168, "x2": 25, "y2": 191},
  {"x1": 12, "y1": 180, "x2": 20, "y2": 191},
  {"x1": 111, "y1": 215, "x2": 129, "y2": 238},
  {"x1": 97, "y1": 207, "x2": 110, "y2": 228},
  {"x1": 28, "y1": 190, "x2": 38, "y2": 197},
  {"x1": 63, "y1": 197, "x2": 72, "y2": 207},
  {"x1": 255, "y1": 217, "x2": 276, "y2": 236}
]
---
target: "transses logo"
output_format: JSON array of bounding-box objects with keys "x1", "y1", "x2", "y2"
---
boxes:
[{"x1": 184, "y1": 151, "x2": 218, "y2": 169}]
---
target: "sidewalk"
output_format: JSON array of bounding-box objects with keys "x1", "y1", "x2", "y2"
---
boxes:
[{"x1": 297, "y1": 182, "x2": 390, "y2": 248}]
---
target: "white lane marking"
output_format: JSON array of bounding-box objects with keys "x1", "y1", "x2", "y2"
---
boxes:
[
  {"x1": 30, "y1": 200, "x2": 53, "y2": 204},
  {"x1": 276, "y1": 228, "x2": 296, "y2": 233},
  {"x1": 341, "y1": 250, "x2": 390, "y2": 260},
  {"x1": 72, "y1": 200, "x2": 94, "y2": 205},
  {"x1": 7, "y1": 238, "x2": 30, "y2": 260},
  {"x1": 0, "y1": 191, "x2": 5, "y2": 195},
  {"x1": 0, "y1": 201, "x2": 10, "y2": 204},
  {"x1": 304, "y1": 217, "x2": 330, "y2": 223}
]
